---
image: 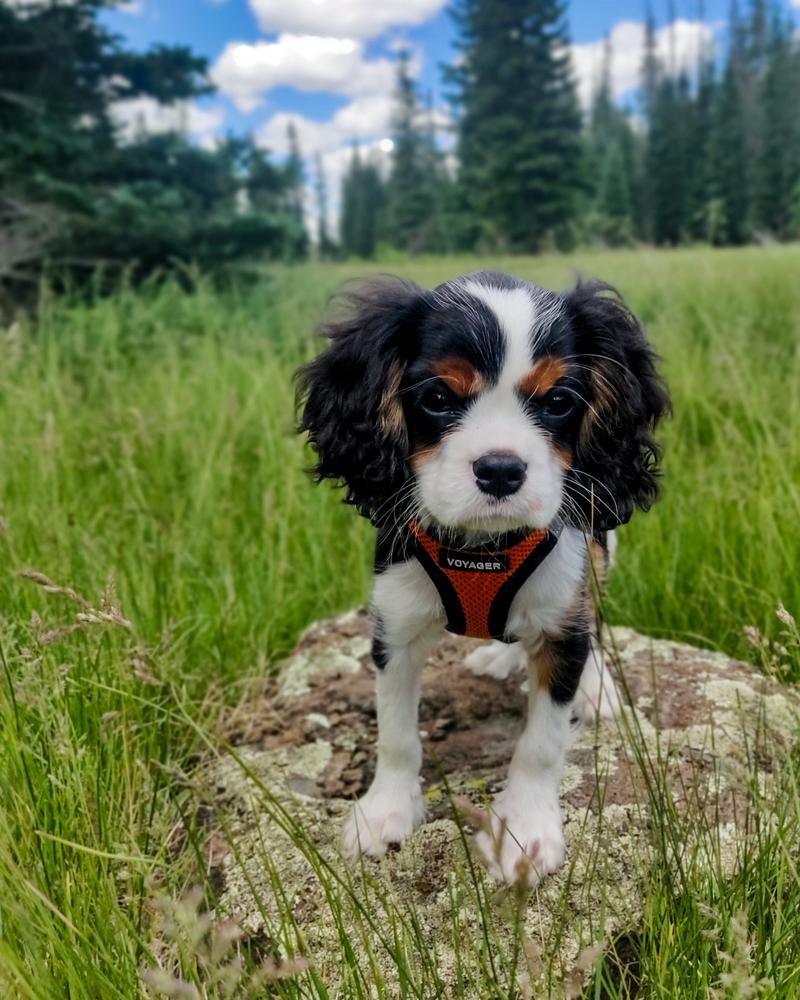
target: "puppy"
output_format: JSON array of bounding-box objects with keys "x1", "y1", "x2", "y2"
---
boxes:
[{"x1": 298, "y1": 270, "x2": 668, "y2": 885}]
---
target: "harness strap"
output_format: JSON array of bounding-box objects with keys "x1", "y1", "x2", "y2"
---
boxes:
[{"x1": 407, "y1": 520, "x2": 560, "y2": 642}]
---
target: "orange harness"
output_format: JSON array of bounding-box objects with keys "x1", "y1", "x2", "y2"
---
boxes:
[{"x1": 407, "y1": 519, "x2": 560, "y2": 642}]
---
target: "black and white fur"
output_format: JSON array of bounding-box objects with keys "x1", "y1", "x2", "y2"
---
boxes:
[{"x1": 298, "y1": 270, "x2": 668, "y2": 885}]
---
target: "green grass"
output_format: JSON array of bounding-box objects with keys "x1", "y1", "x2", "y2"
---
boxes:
[{"x1": 0, "y1": 246, "x2": 799, "y2": 998}]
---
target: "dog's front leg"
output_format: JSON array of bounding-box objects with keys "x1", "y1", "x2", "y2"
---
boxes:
[
  {"x1": 342, "y1": 629, "x2": 433, "y2": 859},
  {"x1": 475, "y1": 626, "x2": 589, "y2": 886}
]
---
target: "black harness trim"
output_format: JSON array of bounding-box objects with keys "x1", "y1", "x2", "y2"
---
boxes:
[
  {"x1": 407, "y1": 520, "x2": 562, "y2": 642},
  {"x1": 486, "y1": 530, "x2": 561, "y2": 640}
]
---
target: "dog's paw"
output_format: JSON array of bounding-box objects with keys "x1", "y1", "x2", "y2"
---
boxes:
[
  {"x1": 474, "y1": 789, "x2": 565, "y2": 887},
  {"x1": 463, "y1": 641, "x2": 526, "y2": 680},
  {"x1": 572, "y1": 655, "x2": 621, "y2": 723},
  {"x1": 342, "y1": 783, "x2": 425, "y2": 859}
]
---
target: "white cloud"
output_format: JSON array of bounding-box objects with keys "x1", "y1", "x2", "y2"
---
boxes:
[
  {"x1": 255, "y1": 90, "x2": 450, "y2": 157},
  {"x1": 247, "y1": 0, "x2": 446, "y2": 41},
  {"x1": 110, "y1": 97, "x2": 224, "y2": 145},
  {"x1": 211, "y1": 34, "x2": 395, "y2": 112},
  {"x1": 5, "y1": 0, "x2": 75, "y2": 8},
  {"x1": 8, "y1": 0, "x2": 144, "y2": 12},
  {"x1": 255, "y1": 94, "x2": 395, "y2": 155},
  {"x1": 571, "y1": 19, "x2": 715, "y2": 109},
  {"x1": 256, "y1": 94, "x2": 451, "y2": 238}
]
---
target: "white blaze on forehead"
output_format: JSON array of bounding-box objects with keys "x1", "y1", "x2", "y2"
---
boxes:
[
  {"x1": 463, "y1": 282, "x2": 535, "y2": 386},
  {"x1": 414, "y1": 278, "x2": 567, "y2": 531},
  {"x1": 416, "y1": 279, "x2": 567, "y2": 530}
]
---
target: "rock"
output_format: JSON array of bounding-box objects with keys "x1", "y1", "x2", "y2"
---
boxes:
[{"x1": 202, "y1": 609, "x2": 800, "y2": 995}]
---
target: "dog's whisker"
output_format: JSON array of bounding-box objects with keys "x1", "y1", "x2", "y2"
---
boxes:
[
  {"x1": 566, "y1": 478, "x2": 620, "y2": 523},
  {"x1": 569, "y1": 469, "x2": 621, "y2": 513}
]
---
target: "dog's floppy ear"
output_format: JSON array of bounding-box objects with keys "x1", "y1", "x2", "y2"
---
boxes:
[
  {"x1": 564, "y1": 280, "x2": 670, "y2": 530},
  {"x1": 297, "y1": 276, "x2": 427, "y2": 520}
]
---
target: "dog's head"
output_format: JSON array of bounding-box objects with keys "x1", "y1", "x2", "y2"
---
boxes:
[{"x1": 298, "y1": 271, "x2": 669, "y2": 534}]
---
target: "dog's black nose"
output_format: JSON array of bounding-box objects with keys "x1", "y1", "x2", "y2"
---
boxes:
[{"x1": 473, "y1": 453, "x2": 527, "y2": 499}]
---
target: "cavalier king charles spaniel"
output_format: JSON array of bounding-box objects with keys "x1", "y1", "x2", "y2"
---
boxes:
[{"x1": 298, "y1": 270, "x2": 669, "y2": 885}]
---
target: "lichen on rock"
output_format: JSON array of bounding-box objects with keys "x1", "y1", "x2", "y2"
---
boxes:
[{"x1": 200, "y1": 610, "x2": 800, "y2": 995}]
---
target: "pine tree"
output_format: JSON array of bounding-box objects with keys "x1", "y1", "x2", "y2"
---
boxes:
[
  {"x1": 588, "y1": 36, "x2": 639, "y2": 245},
  {"x1": 687, "y1": 39, "x2": 717, "y2": 240},
  {"x1": 740, "y1": 0, "x2": 769, "y2": 231},
  {"x1": 244, "y1": 140, "x2": 287, "y2": 213},
  {"x1": 420, "y1": 91, "x2": 451, "y2": 251},
  {"x1": 638, "y1": 8, "x2": 660, "y2": 241},
  {"x1": 648, "y1": 74, "x2": 694, "y2": 245},
  {"x1": 595, "y1": 143, "x2": 636, "y2": 247},
  {"x1": 339, "y1": 145, "x2": 361, "y2": 256},
  {"x1": 284, "y1": 121, "x2": 307, "y2": 231},
  {"x1": 791, "y1": 177, "x2": 800, "y2": 239},
  {"x1": 588, "y1": 35, "x2": 615, "y2": 176},
  {"x1": 706, "y1": 2, "x2": 752, "y2": 243},
  {"x1": 313, "y1": 153, "x2": 336, "y2": 258},
  {"x1": 448, "y1": 0, "x2": 584, "y2": 252},
  {"x1": 0, "y1": 0, "x2": 309, "y2": 298},
  {"x1": 640, "y1": 10, "x2": 710, "y2": 245},
  {"x1": 339, "y1": 145, "x2": 385, "y2": 258},
  {"x1": 747, "y1": 0, "x2": 770, "y2": 73},
  {"x1": 752, "y1": 10, "x2": 800, "y2": 237},
  {"x1": 385, "y1": 50, "x2": 439, "y2": 253}
]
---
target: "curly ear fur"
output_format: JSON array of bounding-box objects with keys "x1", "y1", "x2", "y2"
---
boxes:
[
  {"x1": 564, "y1": 280, "x2": 670, "y2": 531},
  {"x1": 297, "y1": 276, "x2": 428, "y2": 521}
]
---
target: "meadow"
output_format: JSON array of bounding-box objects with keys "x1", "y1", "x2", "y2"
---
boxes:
[{"x1": 0, "y1": 246, "x2": 799, "y2": 998}]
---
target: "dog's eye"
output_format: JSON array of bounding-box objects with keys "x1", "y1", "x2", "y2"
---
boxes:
[
  {"x1": 420, "y1": 387, "x2": 458, "y2": 416},
  {"x1": 541, "y1": 389, "x2": 577, "y2": 421}
]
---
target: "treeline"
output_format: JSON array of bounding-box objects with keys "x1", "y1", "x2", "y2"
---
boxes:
[
  {"x1": 2, "y1": 0, "x2": 799, "y2": 300},
  {"x1": 0, "y1": 0, "x2": 306, "y2": 308},
  {"x1": 339, "y1": 0, "x2": 800, "y2": 256}
]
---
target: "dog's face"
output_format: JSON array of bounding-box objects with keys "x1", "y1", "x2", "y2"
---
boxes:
[
  {"x1": 402, "y1": 277, "x2": 584, "y2": 532},
  {"x1": 299, "y1": 270, "x2": 669, "y2": 535}
]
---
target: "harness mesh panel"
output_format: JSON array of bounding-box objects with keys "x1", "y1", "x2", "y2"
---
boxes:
[{"x1": 408, "y1": 520, "x2": 559, "y2": 642}]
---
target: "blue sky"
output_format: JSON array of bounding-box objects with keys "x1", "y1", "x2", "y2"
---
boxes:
[
  {"x1": 106, "y1": 1, "x2": 737, "y2": 131},
  {"x1": 101, "y1": 0, "x2": 798, "y2": 221}
]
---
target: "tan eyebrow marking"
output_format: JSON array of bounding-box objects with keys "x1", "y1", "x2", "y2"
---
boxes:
[
  {"x1": 431, "y1": 357, "x2": 485, "y2": 397},
  {"x1": 517, "y1": 356, "x2": 568, "y2": 397}
]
